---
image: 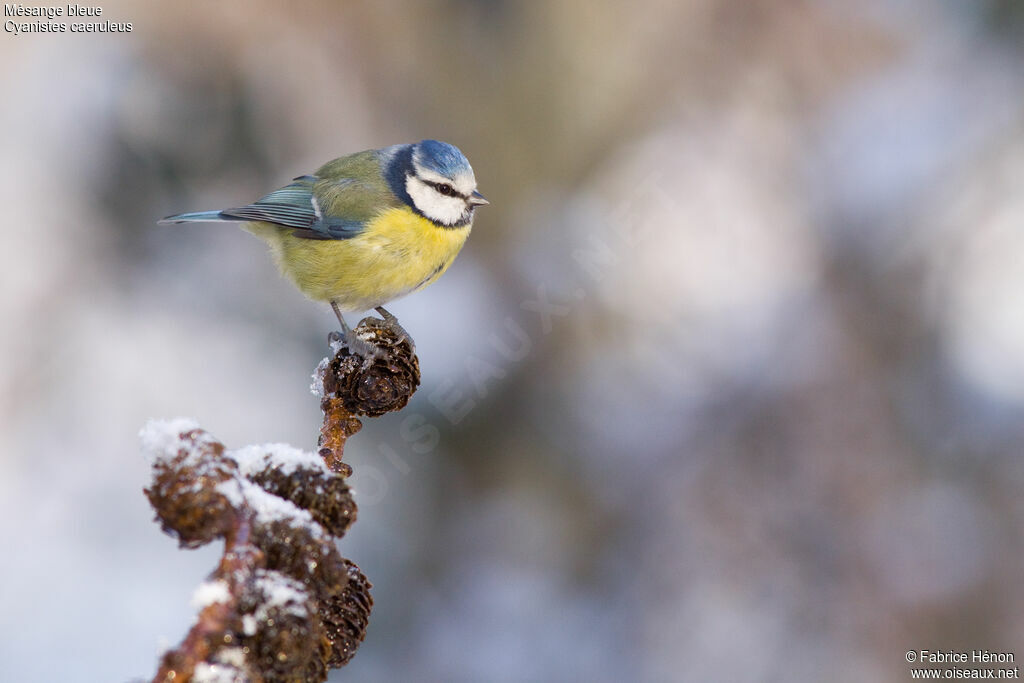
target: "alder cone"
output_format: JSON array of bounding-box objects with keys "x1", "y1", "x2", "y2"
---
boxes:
[{"x1": 323, "y1": 318, "x2": 421, "y2": 418}]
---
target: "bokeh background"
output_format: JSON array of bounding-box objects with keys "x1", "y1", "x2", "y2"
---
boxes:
[{"x1": 2, "y1": 1, "x2": 1024, "y2": 681}]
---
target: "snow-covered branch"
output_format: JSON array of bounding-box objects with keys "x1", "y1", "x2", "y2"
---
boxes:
[{"x1": 141, "y1": 318, "x2": 420, "y2": 682}]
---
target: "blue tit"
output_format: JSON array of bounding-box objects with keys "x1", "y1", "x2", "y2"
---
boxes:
[{"x1": 160, "y1": 139, "x2": 488, "y2": 349}]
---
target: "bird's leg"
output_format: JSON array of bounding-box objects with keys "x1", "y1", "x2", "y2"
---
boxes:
[
  {"x1": 330, "y1": 301, "x2": 353, "y2": 336},
  {"x1": 375, "y1": 306, "x2": 413, "y2": 348},
  {"x1": 329, "y1": 301, "x2": 380, "y2": 362}
]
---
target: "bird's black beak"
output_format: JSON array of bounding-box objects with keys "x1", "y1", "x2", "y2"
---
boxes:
[{"x1": 469, "y1": 190, "x2": 489, "y2": 206}]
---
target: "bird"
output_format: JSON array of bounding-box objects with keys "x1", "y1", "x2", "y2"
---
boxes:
[{"x1": 160, "y1": 140, "x2": 488, "y2": 356}]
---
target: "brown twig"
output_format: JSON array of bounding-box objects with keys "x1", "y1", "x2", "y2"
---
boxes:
[
  {"x1": 142, "y1": 318, "x2": 420, "y2": 682},
  {"x1": 315, "y1": 316, "x2": 421, "y2": 470}
]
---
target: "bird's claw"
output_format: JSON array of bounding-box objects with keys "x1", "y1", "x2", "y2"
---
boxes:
[
  {"x1": 327, "y1": 329, "x2": 383, "y2": 368},
  {"x1": 374, "y1": 307, "x2": 414, "y2": 349}
]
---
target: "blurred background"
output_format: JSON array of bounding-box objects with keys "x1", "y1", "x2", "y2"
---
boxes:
[{"x1": 2, "y1": 1, "x2": 1024, "y2": 681}]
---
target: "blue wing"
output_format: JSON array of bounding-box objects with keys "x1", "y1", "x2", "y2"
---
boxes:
[
  {"x1": 222, "y1": 176, "x2": 365, "y2": 240},
  {"x1": 161, "y1": 175, "x2": 365, "y2": 240},
  {"x1": 220, "y1": 176, "x2": 319, "y2": 229}
]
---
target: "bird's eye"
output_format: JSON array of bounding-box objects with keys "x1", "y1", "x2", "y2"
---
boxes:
[{"x1": 437, "y1": 183, "x2": 454, "y2": 196}]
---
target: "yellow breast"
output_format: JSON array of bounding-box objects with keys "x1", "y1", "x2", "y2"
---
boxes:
[{"x1": 247, "y1": 206, "x2": 472, "y2": 311}]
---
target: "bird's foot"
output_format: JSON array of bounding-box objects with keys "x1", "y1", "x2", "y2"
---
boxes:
[
  {"x1": 374, "y1": 307, "x2": 414, "y2": 350},
  {"x1": 328, "y1": 329, "x2": 383, "y2": 368}
]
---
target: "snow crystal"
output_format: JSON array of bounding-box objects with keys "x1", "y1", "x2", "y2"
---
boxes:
[
  {"x1": 216, "y1": 478, "x2": 245, "y2": 508},
  {"x1": 236, "y1": 570, "x2": 311, "y2": 628},
  {"x1": 190, "y1": 580, "x2": 230, "y2": 609},
  {"x1": 256, "y1": 570, "x2": 308, "y2": 614},
  {"x1": 214, "y1": 647, "x2": 248, "y2": 669},
  {"x1": 138, "y1": 417, "x2": 201, "y2": 462},
  {"x1": 192, "y1": 662, "x2": 242, "y2": 683},
  {"x1": 230, "y1": 443, "x2": 328, "y2": 478},
  {"x1": 310, "y1": 357, "x2": 330, "y2": 397},
  {"x1": 215, "y1": 479, "x2": 323, "y2": 536}
]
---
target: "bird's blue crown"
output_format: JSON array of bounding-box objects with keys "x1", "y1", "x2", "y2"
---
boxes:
[{"x1": 413, "y1": 139, "x2": 472, "y2": 177}]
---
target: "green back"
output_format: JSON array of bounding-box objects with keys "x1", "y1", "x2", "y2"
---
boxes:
[{"x1": 313, "y1": 149, "x2": 402, "y2": 224}]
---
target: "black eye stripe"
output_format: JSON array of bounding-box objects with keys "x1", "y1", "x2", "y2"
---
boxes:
[{"x1": 422, "y1": 179, "x2": 470, "y2": 201}]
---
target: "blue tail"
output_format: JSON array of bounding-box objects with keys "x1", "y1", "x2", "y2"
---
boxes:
[{"x1": 158, "y1": 210, "x2": 244, "y2": 225}]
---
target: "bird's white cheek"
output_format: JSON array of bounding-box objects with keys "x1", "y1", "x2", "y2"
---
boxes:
[{"x1": 406, "y1": 177, "x2": 465, "y2": 226}]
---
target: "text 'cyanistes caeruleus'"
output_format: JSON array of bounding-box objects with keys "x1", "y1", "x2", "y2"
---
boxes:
[{"x1": 160, "y1": 139, "x2": 488, "y2": 351}]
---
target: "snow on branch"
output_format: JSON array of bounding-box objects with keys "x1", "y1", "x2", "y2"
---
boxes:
[{"x1": 142, "y1": 318, "x2": 419, "y2": 682}]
